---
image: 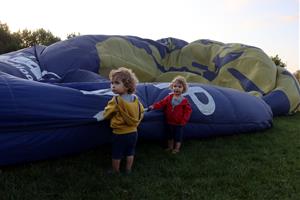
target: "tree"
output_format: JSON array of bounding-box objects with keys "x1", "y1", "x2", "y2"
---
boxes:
[
  {"x1": 271, "y1": 54, "x2": 287, "y2": 68},
  {"x1": 0, "y1": 21, "x2": 22, "y2": 54},
  {"x1": 293, "y1": 70, "x2": 300, "y2": 84},
  {"x1": 66, "y1": 32, "x2": 81, "y2": 39},
  {"x1": 1, "y1": 22, "x2": 63, "y2": 54},
  {"x1": 17, "y1": 28, "x2": 61, "y2": 48}
]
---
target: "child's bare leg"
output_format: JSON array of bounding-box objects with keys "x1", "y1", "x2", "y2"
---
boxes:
[
  {"x1": 125, "y1": 155, "x2": 134, "y2": 172},
  {"x1": 112, "y1": 159, "x2": 121, "y2": 173},
  {"x1": 166, "y1": 140, "x2": 174, "y2": 150},
  {"x1": 173, "y1": 142, "x2": 181, "y2": 153}
]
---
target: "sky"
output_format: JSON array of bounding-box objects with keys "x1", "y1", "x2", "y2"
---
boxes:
[{"x1": 1, "y1": 0, "x2": 299, "y2": 72}]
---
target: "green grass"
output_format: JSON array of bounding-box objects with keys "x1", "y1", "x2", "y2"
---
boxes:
[{"x1": 1, "y1": 113, "x2": 299, "y2": 200}]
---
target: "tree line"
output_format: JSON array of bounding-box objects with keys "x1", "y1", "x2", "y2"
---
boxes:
[{"x1": 0, "y1": 21, "x2": 79, "y2": 54}]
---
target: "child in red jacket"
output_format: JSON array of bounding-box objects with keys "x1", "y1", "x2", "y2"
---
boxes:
[{"x1": 149, "y1": 76, "x2": 192, "y2": 154}]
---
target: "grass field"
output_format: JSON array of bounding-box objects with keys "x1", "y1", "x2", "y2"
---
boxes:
[{"x1": 1, "y1": 113, "x2": 299, "y2": 200}]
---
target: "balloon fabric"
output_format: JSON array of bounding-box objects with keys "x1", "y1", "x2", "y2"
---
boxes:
[{"x1": 1, "y1": 35, "x2": 297, "y2": 165}]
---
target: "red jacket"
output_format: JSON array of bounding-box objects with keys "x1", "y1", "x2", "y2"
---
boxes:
[{"x1": 152, "y1": 93, "x2": 192, "y2": 125}]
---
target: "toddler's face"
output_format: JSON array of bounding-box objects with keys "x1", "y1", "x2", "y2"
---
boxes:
[
  {"x1": 111, "y1": 79, "x2": 128, "y2": 95},
  {"x1": 172, "y1": 82, "x2": 184, "y2": 95}
]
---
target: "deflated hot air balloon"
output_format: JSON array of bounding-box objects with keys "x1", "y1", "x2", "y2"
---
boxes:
[{"x1": 0, "y1": 35, "x2": 298, "y2": 165}]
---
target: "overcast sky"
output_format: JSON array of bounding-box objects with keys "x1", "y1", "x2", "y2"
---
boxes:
[{"x1": 1, "y1": 0, "x2": 299, "y2": 72}]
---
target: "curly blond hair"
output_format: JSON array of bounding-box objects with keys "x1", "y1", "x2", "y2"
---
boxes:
[
  {"x1": 170, "y1": 75, "x2": 188, "y2": 93},
  {"x1": 109, "y1": 67, "x2": 139, "y2": 94}
]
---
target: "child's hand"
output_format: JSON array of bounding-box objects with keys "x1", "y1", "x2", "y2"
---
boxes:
[{"x1": 147, "y1": 105, "x2": 153, "y2": 112}]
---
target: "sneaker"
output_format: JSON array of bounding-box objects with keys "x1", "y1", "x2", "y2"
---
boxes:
[
  {"x1": 124, "y1": 169, "x2": 132, "y2": 175},
  {"x1": 106, "y1": 169, "x2": 120, "y2": 176},
  {"x1": 172, "y1": 149, "x2": 180, "y2": 154}
]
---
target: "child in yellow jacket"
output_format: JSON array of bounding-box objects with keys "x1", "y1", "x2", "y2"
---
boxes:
[{"x1": 103, "y1": 67, "x2": 144, "y2": 174}]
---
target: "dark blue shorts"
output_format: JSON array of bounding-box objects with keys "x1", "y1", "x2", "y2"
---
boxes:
[
  {"x1": 166, "y1": 124, "x2": 183, "y2": 143},
  {"x1": 112, "y1": 132, "x2": 138, "y2": 160}
]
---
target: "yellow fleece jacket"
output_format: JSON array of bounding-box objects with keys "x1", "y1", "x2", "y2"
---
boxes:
[{"x1": 103, "y1": 95, "x2": 144, "y2": 134}]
